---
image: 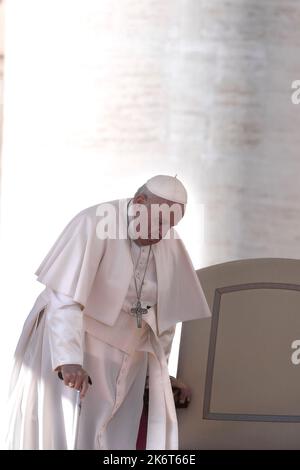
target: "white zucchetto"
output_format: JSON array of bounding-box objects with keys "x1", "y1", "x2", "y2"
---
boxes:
[{"x1": 145, "y1": 174, "x2": 188, "y2": 204}]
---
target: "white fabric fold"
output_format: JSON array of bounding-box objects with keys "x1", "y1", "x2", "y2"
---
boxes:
[{"x1": 45, "y1": 288, "x2": 84, "y2": 371}]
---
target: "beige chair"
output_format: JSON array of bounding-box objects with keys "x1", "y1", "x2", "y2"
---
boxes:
[{"x1": 177, "y1": 258, "x2": 300, "y2": 449}]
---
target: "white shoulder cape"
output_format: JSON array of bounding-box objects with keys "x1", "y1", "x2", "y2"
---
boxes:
[{"x1": 34, "y1": 198, "x2": 211, "y2": 334}]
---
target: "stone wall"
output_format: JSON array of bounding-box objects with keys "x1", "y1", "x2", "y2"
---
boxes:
[
  {"x1": 181, "y1": 0, "x2": 300, "y2": 265},
  {"x1": 2, "y1": 0, "x2": 300, "y2": 266}
]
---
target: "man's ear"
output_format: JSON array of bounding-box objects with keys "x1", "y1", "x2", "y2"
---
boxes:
[{"x1": 134, "y1": 194, "x2": 147, "y2": 204}]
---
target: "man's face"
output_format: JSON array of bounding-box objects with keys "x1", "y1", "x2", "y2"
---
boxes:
[{"x1": 130, "y1": 193, "x2": 185, "y2": 246}]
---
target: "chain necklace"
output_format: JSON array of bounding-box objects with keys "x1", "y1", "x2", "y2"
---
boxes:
[{"x1": 127, "y1": 198, "x2": 152, "y2": 327}]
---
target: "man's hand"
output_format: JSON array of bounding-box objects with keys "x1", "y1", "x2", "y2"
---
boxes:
[
  {"x1": 170, "y1": 376, "x2": 192, "y2": 407},
  {"x1": 145, "y1": 375, "x2": 191, "y2": 407},
  {"x1": 58, "y1": 364, "x2": 91, "y2": 399}
]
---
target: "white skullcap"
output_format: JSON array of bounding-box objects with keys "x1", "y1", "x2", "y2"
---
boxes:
[{"x1": 145, "y1": 174, "x2": 188, "y2": 204}]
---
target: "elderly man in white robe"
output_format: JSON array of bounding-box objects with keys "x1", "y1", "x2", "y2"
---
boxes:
[{"x1": 5, "y1": 174, "x2": 211, "y2": 450}]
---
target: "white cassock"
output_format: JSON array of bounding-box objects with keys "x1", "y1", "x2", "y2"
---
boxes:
[{"x1": 5, "y1": 197, "x2": 211, "y2": 450}]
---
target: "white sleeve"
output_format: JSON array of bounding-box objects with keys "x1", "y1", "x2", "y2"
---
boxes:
[
  {"x1": 145, "y1": 325, "x2": 176, "y2": 381},
  {"x1": 159, "y1": 325, "x2": 176, "y2": 365},
  {"x1": 45, "y1": 288, "x2": 84, "y2": 371}
]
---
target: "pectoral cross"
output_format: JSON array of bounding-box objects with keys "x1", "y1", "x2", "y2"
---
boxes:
[{"x1": 131, "y1": 300, "x2": 148, "y2": 328}]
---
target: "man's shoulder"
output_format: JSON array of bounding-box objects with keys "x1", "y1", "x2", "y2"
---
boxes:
[
  {"x1": 163, "y1": 227, "x2": 183, "y2": 244},
  {"x1": 67, "y1": 198, "x2": 129, "y2": 238},
  {"x1": 155, "y1": 228, "x2": 184, "y2": 256},
  {"x1": 74, "y1": 198, "x2": 129, "y2": 219}
]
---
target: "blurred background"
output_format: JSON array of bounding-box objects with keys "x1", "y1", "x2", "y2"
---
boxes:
[{"x1": 0, "y1": 0, "x2": 300, "y2": 447}]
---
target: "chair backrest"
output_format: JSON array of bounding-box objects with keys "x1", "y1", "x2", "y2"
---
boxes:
[{"x1": 177, "y1": 258, "x2": 300, "y2": 449}]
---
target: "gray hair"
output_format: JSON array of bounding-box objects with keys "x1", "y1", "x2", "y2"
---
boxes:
[{"x1": 134, "y1": 183, "x2": 153, "y2": 199}]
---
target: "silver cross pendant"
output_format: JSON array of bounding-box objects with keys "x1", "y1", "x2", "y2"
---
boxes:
[{"x1": 131, "y1": 300, "x2": 148, "y2": 328}]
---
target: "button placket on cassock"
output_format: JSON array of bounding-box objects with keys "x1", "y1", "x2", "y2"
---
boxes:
[
  {"x1": 95, "y1": 303, "x2": 178, "y2": 450},
  {"x1": 96, "y1": 241, "x2": 157, "y2": 449},
  {"x1": 95, "y1": 326, "x2": 147, "y2": 449}
]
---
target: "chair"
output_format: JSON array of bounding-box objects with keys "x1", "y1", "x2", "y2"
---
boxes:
[{"x1": 177, "y1": 258, "x2": 300, "y2": 449}]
